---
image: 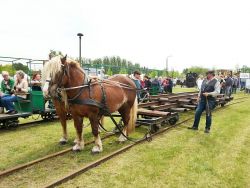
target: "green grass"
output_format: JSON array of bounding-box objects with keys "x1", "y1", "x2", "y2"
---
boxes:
[
  {"x1": 0, "y1": 118, "x2": 120, "y2": 171},
  {"x1": 0, "y1": 90, "x2": 249, "y2": 187},
  {"x1": 59, "y1": 95, "x2": 250, "y2": 188}
]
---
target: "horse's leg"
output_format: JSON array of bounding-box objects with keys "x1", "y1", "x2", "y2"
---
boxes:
[
  {"x1": 98, "y1": 116, "x2": 104, "y2": 133},
  {"x1": 72, "y1": 116, "x2": 84, "y2": 151},
  {"x1": 90, "y1": 117, "x2": 103, "y2": 153},
  {"x1": 53, "y1": 99, "x2": 68, "y2": 144},
  {"x1": 58, "y1": 113, "x2": 68, "y2": 144},
  {"x1": 118, "y1": 107, "x2": 130, "y2": 142}
]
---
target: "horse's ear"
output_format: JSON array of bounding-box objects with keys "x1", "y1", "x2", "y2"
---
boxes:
[{"x1": 61, "y1": 55, "x2": 67, "y2": 64}]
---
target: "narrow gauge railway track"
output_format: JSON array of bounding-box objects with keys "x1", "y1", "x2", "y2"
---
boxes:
[
  {"x1": 42, "y1": 100, "x2": 247, "y2": 188},
  {"x1": 0, "y1": 98, "x2": 247, "y2": 184},
  {"x1": 19, "y1": 118, "x2": 58, "y2": 128},
  {"x1": 0, "y1": 133, "x2": 114, "y2": 178},
  {"x1": 0, "y1": 116, "x2": 59, "y2": 130}
]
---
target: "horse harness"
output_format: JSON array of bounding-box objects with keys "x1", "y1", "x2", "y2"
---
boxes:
[{"x1": 58, "y1": 74, "x2": 109, "y2": 116}]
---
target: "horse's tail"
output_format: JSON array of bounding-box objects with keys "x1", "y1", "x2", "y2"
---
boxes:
[{"x1": 127, "y1": 96, "x2": 138, "y2": 134}]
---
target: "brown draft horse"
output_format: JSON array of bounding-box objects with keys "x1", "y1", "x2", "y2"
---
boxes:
[{"x1": 42, "y1": 55, "x2": 138, "y2": 152}]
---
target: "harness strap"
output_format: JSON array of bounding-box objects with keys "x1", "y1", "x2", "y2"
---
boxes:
[
  {"x1": 88, "y1": 79, "x2": 93, "y2": 99},
  {"x1": 68, "y1": 98, "x2": 104, "y2": 109},
  {"x1": 66, "y1": 77, "x2": 90, "y2": 102}
]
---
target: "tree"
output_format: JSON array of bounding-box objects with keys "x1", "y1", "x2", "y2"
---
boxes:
[
  {"x1": 13, "y1": 63, "x2": 29, "y2": 74},
  {"x1": 49, "y1": 50, "x2": 63, "y2": 59},
  {"x1": 182, "y1": 66, "x2": 209, "y2": 76},
  {"x1": 149, "y1": 70, "x2": 158, "y2": 78},
  {"x1": 169, "y1": 69, "x2": 180, "y2": 78},
  {"x1": 107, "y1": 68, "x2": 113, "y2": 76},
  {"x1": 119, "y1": 68, "x2": 127, "y2": 74},
  {"x1": 0, "y1": 64, "x2": 15, "y2": 76},
  {"x1": 241, "y1": 65, "x2": 250, "y2": 73}
]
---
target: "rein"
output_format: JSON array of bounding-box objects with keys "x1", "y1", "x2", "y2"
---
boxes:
[{"x1": 57, "y1": 79, "x2": 141, "y2": 92}]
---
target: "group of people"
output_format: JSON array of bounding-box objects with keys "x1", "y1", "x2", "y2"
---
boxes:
[
  {"x1": 132, "y1": 71, "x2": 175, "y2": 99},
  {"x1": 218, "y1": 75, "x2": 239, "y2": 97},
  {"x1": 197, "y1": 74, "x2": 239, "y2": 97},
  {"x1": 0, "y1": 71, "x2": 41, "y2": 114},
  {"x1": 132, "y1": 70, "x2": 222, "y2": 134},
  {"x1": 190, "y1": 71, "x2": 241, "y2": 134}
]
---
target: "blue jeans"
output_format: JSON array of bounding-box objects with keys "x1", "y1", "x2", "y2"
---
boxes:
[
  {"x1": 1, "y1": 95, "x2": 18, "y2": 111},
  {"x1": 0, "y1": 94, "x2": 10, "y2": 107},
  {"x1": 225, "y1": 86, "x2": 232, "y2": 97},
  {"x1": 193, "y1": 97, "x2": 215, "y2": 130}
]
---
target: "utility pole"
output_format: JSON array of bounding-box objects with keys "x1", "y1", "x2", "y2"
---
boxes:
[
  {"x1": 77, "y1": 33, "x2": 84, "y2": 67},
  {"x1": 166, "y1": 55, "x2": 172, "y2": 76}
]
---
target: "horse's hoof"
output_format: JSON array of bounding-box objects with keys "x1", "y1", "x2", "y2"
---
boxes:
[
  {"x1": 72, "y1": 144, "x2": 82, "y2": 152},
  {"x1": 59, "y1": 138, "x2": 68, "y2": 145},
  {"x1": 91, "y1": 146, "x2": 103, "y2": 154},
  {"x1": 118, "y1": 135, "x2": 127, "y2": 142}
]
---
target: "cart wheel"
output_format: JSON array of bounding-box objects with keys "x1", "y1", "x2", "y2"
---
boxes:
[
  {"x1": 5, "y1": 120, "x2": 18, "y2": 128},
  {"x1": 150, "y1": 124, "x2": 160, "y2": 133},
  {"x1": 47, "y1": 112, "x2": 55, "y2": 120},
  {"x1": 41, "y1": 114, "x2": 47, "y2": 120},
  {"x1": 169, "y1": 117, "x2": 178, "y2": 125}
]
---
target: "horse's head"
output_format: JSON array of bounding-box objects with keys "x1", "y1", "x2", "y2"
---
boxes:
[
  {"x1": 42, "y1": 55, "x2": 68, "y2": 98},
  {"x1": 42, "y1": 55, "x2": 86, "y2": 100}
]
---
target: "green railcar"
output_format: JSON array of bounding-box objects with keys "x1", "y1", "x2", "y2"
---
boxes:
[
  {"x1": 0, "y1": 90, "x2": 55, "y2": 128},
  {"x1": 14, "y1": 90, "x2": 45, "y2": 113}
]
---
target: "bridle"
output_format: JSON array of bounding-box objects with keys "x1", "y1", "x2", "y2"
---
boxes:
[{"x1": 53, "y1": 62, "x2": 91, "y2": 102}]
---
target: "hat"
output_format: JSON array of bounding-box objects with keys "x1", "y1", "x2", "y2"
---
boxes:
[
  {"x1": 206, "y1": 70, "x2": 215, "y2": 76},
  {"x1": 133, "y1": 71, "x2": 141, "y2": 75}
]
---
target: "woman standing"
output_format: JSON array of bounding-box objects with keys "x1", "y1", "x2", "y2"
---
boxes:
[{"x1": 1, "y1": 70, "x2": 28, "y2": 114}]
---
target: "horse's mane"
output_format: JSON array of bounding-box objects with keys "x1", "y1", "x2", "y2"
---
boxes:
[{"x1": 42, "y1": 55, "x2": 83, "y2": 83}]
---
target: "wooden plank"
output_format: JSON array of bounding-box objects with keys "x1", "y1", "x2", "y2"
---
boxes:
[
  {"x1": 181, "y1": 104, "x2": 197, "y2": 110},
  {"x1": 149, "y1": 103, "x2": 177, "y2": 111},
  {"x1": 137, "y1": 109, "x2": 171, "y2": 117},
  {"x1": 138, "y1": 101, "x2": 159, "y2": 108},
  {"x1": 158, "y1": 98, "x2": 169, "y2": 102},
  {"x1": 177, "y1": 99, "x2": 191, "y2": 103},
  {"x1": 169, "y1": 108, "x2": 188, "y2": 112}
]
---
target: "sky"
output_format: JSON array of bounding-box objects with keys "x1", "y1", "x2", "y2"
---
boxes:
[{"x1": 0, "y1": 0, "x2": 250, "y2": 72}]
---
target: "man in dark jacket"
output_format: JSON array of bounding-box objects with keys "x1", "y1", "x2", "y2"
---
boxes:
[
  {"x1": 188, "y1": 70, "x2": 220, "y2": 133},
  {"x1": 0, "y1": 71, "x2": 15, "y2": 113}
]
